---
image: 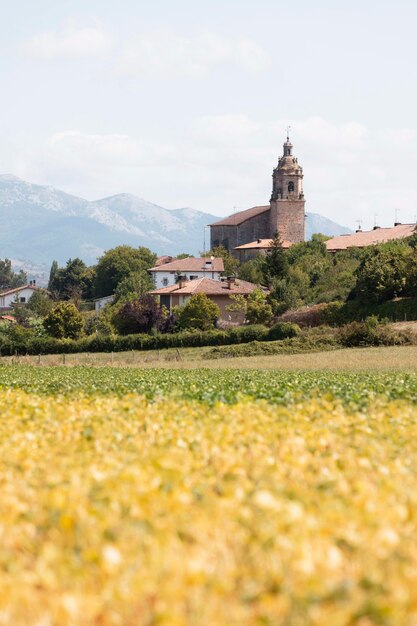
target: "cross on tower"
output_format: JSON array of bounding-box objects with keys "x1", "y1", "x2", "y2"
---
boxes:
[{"x1": 286, "y1": 125, "x2": 291, "y2": 141}]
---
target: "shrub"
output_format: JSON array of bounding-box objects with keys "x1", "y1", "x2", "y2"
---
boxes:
[
  {"x1": 113, "y1": 295, "x2": 163, "y2": 335},
  {"x1": 338, "y1": 317, "x2": 414, "y2": 347},
  {"x1": 176, "y1": 294, "x2": 220, "y2": 331},
  {"x1": 268, "y1": 322, "x2": 301, "y2": 341},
  {"x1": 44, "y1": 302, "x2": 84, "y2": 339}
]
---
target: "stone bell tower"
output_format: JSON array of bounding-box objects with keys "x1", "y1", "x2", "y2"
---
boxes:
[{"x1": 269, "y1": 134, "x2": 305, "y2": 242}]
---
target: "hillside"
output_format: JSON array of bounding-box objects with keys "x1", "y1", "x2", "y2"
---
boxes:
[{"x1": 0, "y1": 175, "x2": 350, "y2": 269}]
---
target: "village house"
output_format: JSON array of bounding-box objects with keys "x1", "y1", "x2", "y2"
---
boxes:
[
  {"x1": 148, "y1": 256, "x2": 224, "y2": 289},
  {"x1": 325, "y1": 223, "x2": 416, "y2": 252},
  {"x1": 0, "y1": 281, "x2": 43, "y2": 310},
  {"x1": 150, "y1": 277, "x2": 267, "y2": 323}
]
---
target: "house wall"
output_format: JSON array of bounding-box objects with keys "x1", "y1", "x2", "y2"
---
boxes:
[
  {"x1": 151, "y1": 269, "x2": 222, "y2": 289},
  {"x1": 94, "y1": 295, "x2": 115, "y2": 313},
  {"x1": 0, "y1": 287, "x2": 37, "y2": 309},
  {"x1": 163, "y1": 291, "x2": 248, "y2": 322},
  {"x1": 237, "y1": 247, "x2": 270, "y2": 264}
]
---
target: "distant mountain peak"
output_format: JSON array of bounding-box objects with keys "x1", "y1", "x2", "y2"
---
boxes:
[{"x1": 0, "y1": 174, "x2": 23, "y2": 182}]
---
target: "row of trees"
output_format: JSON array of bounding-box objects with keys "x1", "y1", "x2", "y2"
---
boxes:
[{"x1": 48, "y1": 246, "x2": 157, "y2": 301}]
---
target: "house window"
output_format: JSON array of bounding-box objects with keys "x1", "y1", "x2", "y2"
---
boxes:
[
  {"x1": 288, "y1": 181, "x2": 294, "y2": 193},
  {"x1": 189, "y1": 275, "x2": 198, "y2": 280},
  {"x1": 160, "y1": 295, "x2": 171, "y2": 310},
  {"x1": 162, "y1": 278, "x2": 169, "y2": 286},
  {"x1": 20, "y1": 297, "x2": 26, "y2": 303}
]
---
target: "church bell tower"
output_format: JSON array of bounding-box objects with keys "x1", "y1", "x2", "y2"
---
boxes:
[{"x1": 269, "y1": 133, "x2": 305, "y2": 242}]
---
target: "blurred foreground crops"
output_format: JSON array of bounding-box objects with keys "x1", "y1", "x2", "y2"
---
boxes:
[{"x1": 1, "y1": 389, "x2": 417, "y2": 625}]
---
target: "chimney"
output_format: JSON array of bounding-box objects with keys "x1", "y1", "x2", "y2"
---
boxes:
[
  {"x1": 29, "y1": 280, "x2": 32, "y2": 286},
  {"x1": 226, "y1": 276, "x2": 236, "y2": 290},
  {"x1": 177, "y1": 275, "x2": 187, "y2": 289},
  {"x1": 33, "y1": 279, "x2": 36, "y2": 286},
  {"x1": 257, "y1": 238, "x2": 261, "y2": 243}
]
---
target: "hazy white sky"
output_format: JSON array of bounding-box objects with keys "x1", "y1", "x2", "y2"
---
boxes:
[{"x1": 1, "y1": 0, "x2": 416, "y2": 228}]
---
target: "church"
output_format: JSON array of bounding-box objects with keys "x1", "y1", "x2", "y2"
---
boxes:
[{"x1": 210, "y1": 134, "x2": 306, "y2": 257}]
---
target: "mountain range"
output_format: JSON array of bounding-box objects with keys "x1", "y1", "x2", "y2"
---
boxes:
[{"x1": 0, "y1": 174, "x2": 351, "y2": 276}]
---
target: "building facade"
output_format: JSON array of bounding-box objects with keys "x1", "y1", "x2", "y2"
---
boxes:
[
  {"x1": 210, "y1": 135, "x2": 305, "y2": 256},
  {"x1": 148, "y1": 257, "x2": 224, "y2": 289}
]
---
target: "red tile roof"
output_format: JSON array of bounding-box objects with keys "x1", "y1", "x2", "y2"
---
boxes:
[
  {"x1": 148, "y1": 257, "x2": 224, "y2": 273},
  {"x1": 235, "y1": 238, "x2": 293, "y2": 250},
  {"x1": 210, "y1": 205, "x2": 270, "y2": 226},
  {"x1": 326, "y1": 223, "x2": 416, "y2": 251},
  {"x1": 150, "y1": 277, "x2": 265, "y2": 296},
  {"x1": 0, "y1": 315, "x2": 16, "y2": 323}
]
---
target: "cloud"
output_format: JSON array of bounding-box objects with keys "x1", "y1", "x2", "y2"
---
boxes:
[
  {"x1": 23, "y1": 22, "x2": 269, "y2": 76},
  {"x1": 23, "y1": 21, "x2": 113, "y2": 60},
  {"x1": 121, "y1": 30, "x2": 270, "y2": 77},
  {"x1": 8, "y1": 117, "x2": 417, "y2": 229}
]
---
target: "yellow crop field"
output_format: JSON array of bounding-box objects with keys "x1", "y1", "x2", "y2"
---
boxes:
[{"x1": 1, "y1": 389, "x2": 417, "y2": 625}]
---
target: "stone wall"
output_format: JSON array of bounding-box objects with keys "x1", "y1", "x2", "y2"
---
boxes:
[
  {"x1": 210, "y1": 211, "x2": 270, "y2": 254},
  {"x1": 269, "y1": 199, "x2": 305, "y2": 243}
]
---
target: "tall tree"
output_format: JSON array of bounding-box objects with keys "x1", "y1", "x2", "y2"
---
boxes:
[
  {"x1": 48, "y1": 260, "x2": 59, "y2": 291},
  {"x1": 48, "y1": 258, "x2": 93, "y2": 301},
  {"x1": 261, "y1": 232, "x2": 288, "y2": 286},
  {"x1": 0, "y1": 259, "x2": 27, "y2": 290},
  {"x1": 94, "y1": 246, "x2": 157, "y2": 298}
]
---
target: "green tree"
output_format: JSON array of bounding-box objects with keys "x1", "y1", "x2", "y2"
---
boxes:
[
  {"x1": 44, "y1": 302, "x2": 84, "y2": 339},
  {"x1": 176, "y1": 293, "x2": 220, "y2": 330},
  {"x1": 26, "y1": 290, "x2": 53, "y2": 317},
  {"x1": 94, "y1": 246, "x2": 157, "y2": 298},
  {"x1": 48, "y1": 260, "x2": 59, "y2": 291},
  {"x1": 0, "y1": 259, "x2": 27, "y2": 290},
  {"x1": 261, "y1": 233, "x2": 288, "y2": 286},
  {"x1": 114, "y1": 270, "x2": 155, "y2": 303},
  {"x1": 237, "y1": 257, "x2": 265, "y2": 284},
  {"x1": 355, "y1": 247, "x2": 410, "y2": 304},
  {"x1": 246, "y1": 289, "x2": 273, "y2": 325},
  {"x1": 48, "y1": 258, "x2": 94, "y2": 301}
]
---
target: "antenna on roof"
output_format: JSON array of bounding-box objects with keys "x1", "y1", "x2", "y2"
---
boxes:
[
  {"x1": 356, "y1": 219, "x2": 362, "y2": 232},
  {"x1": 373, "y1": 213, "x2": 378, "y2": 228},
  {"x1": 394, "y1": 208, "x2": 400, "y2": 226}
]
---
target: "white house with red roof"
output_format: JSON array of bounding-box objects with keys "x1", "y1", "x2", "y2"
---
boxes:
[
  {"x1": 0, "y1": 281, "x2": 44, "y2": 310},
  {"x1": 150, "y1": 277, "x2": 267, "y2": 322},
  {"x1": 148, "y1": 256, "x2": 224, "y2": 289}
]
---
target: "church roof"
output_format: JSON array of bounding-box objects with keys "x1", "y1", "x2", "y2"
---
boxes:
[
  {"x1": 326, "y1": 223, "x2": 416, "y2": 251},
  {"x1": 210, "y1": 205, "x2": 269, "y2": 226}
]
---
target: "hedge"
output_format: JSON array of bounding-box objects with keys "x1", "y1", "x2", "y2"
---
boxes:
[{"x1": 0, "y1": 324, "x2": 271, "y2": 357}]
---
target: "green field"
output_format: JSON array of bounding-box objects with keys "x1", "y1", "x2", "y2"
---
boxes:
[
  {"x1": 2, "y1": 360, "x2": 417, "y2": 625},
  {"x1": 1, "y1": 362, "x2": 417, "y2": 406}
]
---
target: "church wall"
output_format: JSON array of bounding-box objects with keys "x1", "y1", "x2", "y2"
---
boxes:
[
  {"x1": 270, "y1": 199, "x2": 305, "y2": 243},
  {"x1": 210, "y1": 211, "x2": 270, "y2": 254}
]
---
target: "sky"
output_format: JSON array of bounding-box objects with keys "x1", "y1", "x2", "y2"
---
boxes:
[{"x1": 1, "y1": 0, "x2": 417, "y2": 229}]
